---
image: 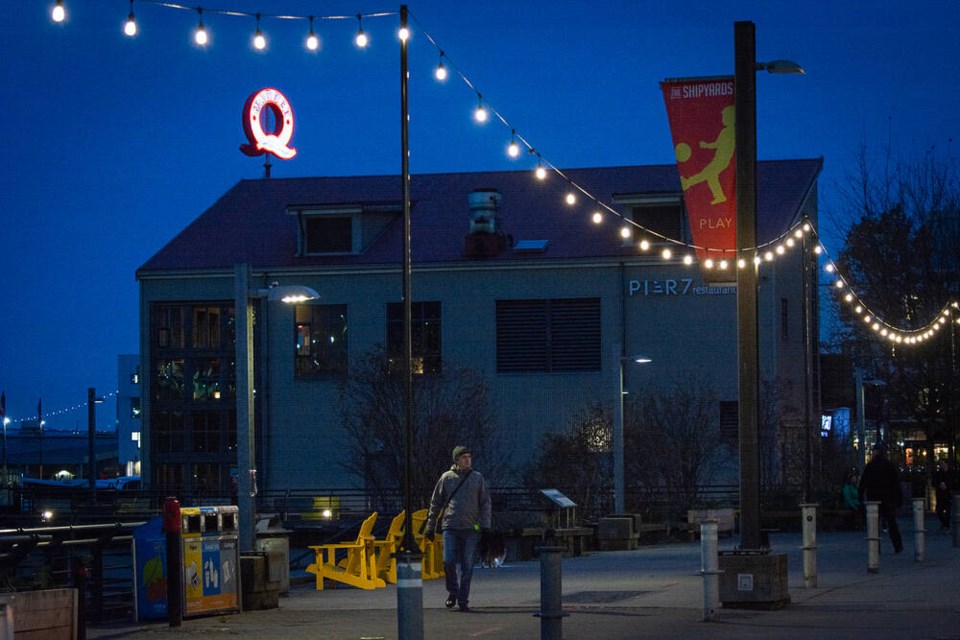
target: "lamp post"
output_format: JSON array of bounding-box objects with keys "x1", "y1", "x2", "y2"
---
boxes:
[
  {"x1": 88, "y1": 387, "x2": 104, "y2": 497},
  {"x1": 613, "y1": 343, "x2": 651, "y2": 514},
  {"x1": 235, "y1": 263, "x2": 319, "y2": 552},
  {"x1": 734, "y1": 21, "x2": 804, "y2": 550}
]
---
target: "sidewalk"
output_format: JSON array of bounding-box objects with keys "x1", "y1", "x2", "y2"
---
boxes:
[{"x1": 89, "y1": 518, "x2": 960, "y2": 639}]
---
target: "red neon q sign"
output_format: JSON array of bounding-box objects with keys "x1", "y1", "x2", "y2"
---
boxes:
[{"x1": 240, "y1": 88, "x2": 297, "y2": 160}]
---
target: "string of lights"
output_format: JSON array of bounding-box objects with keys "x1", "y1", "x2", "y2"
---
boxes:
[
  {"x1": 4, "y1": 390, "x2": 120, "y2": 426},
  {"x1": 44, "y1": 2, "x2": 960, "y2": 348}
]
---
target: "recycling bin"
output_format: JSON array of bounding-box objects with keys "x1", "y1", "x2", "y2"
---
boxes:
[{"x1": 181, "y1": 506, "x2": 240, "y2": 618}]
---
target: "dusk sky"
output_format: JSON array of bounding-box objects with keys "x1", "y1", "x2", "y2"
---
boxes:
[{"x1": 1, "y1": 1, "x2": 958, "y2": 428}]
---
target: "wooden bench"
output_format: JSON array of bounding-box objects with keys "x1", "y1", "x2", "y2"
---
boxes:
[
  {"x1": 373, "y1": 511, "x2": 406, "y2": 584},
  {"x1": 306, "y1": 512, "x2": 385, "y2": 591},
  {"x1": 411, "y1": 508, "x2": 444, "y2": 580}
]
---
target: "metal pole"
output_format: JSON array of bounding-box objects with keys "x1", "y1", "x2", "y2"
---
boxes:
[
  {"x1": 396, "y1": 7, "x2": 424, "y2": 640},
  {"x1": 800, "y1": 503, "x2": 818, "y2": 588},
  {"x1": 734, "y1": 20, "x2": 761, "y2": 551},
  {"x1": 88, "y1": 388, "x2": 97, "y2": 503},
  {"x1": 952, "y1": 494, "x2": 960, "y2": 547},
  {"x1": 235, "y1": 263, "x2": 256, "y2": 552},
  {"x1": 912, "y1": 497, "x2": 925, "y2": 562},
  {"x1": 855, "y1": 369, "x2": 866, "y2": 473},
  {"x1": 865, "y1": 501, "x2": 880, "y2": 573},
  {"x1": 802, "y1": 228, "x2": 813, "y2": 503},
  {"x1": 700, "y1": 520, "x2": 720, "y2": 621},
  {"x1": 613, "y1": 343, "x2": 625, "y2": 514}
]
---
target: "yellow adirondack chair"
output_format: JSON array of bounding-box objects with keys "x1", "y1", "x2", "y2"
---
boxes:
[
  {"x1": 373, "y1": 511, "x2": 406, "y2": 584},
  {"x1": 412, "y1": 508, "x2": 444, "y2": 580},
  {"x1": 306, "y1": 512, "x2": 385, "y2": 590}
]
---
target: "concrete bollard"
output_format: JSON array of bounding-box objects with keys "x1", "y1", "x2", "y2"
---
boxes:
[
  {"x1": 699, "y1": 520, "x2": 720, "y2": 621},
  {"x1": 537, "y1": 534, "x2": 566, "y2": 640},
  {"x1": 800, "y1": 503, "x2": 818, "y2": 588},
  {"x1": 396, "y1": 551, "x2": 424, "y2": 640},
  {"x1": 912, "y1": 498, "x2": 925, "y2": 562},
  {"x1": 865, "y1": 501, "x2": 880, "y2": 574},
  {"x1": 953, "y1": 495, "x2": 960, "y2": 548}
]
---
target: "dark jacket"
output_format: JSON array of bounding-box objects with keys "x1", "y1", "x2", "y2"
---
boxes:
[{"x1": 859, "y1": 454, "x2": 903, "y2": 508}]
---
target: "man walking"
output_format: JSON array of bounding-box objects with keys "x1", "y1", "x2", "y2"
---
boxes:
[
  {"x1": 859, "y1": 443, "x2": 904, "y2": 553},
  {"x1": 425, "y1": 445, "x2": 491, "y2": 612}
]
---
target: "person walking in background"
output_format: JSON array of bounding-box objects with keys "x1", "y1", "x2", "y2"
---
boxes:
[
  {"x1": 859, "y1": 443, "x2": 904, "y2": 553},
  {"x1": 424, "y1": 445, "x2": 492, "y2": 612},
  {"x1": 933, "y1": 459, "x2": 955, "y2": 532}
]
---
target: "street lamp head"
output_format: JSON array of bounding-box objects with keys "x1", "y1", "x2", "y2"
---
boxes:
[
  {"x1": 255, "y1": 284, "x2": 320, "y2": 304},
  {"x1": 758, "y1": 59, "x2": 805, "y2": 74},
  {"x1": 623, "y1": 355, "x2": 652, "y2": 364}
]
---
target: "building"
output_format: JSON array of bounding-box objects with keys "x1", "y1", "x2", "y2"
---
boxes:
[
  {"x1": 116, "y1": 354, "x2": 143, "y2": 477},
  {"x1": 136, "y1": 160, "x2": 822, "y2": 498}
]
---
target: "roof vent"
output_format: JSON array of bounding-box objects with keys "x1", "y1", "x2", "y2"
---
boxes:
[{"x1": 464, "y1": 189, "x2": 509, "y2": 258}]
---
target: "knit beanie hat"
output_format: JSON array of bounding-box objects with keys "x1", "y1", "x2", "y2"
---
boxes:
[{"x1": 452, "y1": 445, "x2": 471, "y2": 462}]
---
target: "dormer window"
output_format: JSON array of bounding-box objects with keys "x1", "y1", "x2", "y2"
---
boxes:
[
  {"x1": 289, "y1": 203, "x2": 401, "y2": 256},
  {"x1": 613, "y1": 193, "x2": 687, "y2": 247},
  {"x1": 295, "y1": 206, "x2": 361, "y2": 256}
]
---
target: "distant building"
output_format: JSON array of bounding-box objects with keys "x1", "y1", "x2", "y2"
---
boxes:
[
  {"x1": 136, "y1": 161, "x2": 822, "y2": 497},
  {"x1": 116, "y1": 354, "x2": 142, "y2": 476}
]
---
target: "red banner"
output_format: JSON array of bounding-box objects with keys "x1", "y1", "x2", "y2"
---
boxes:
[{"x1": 661, "y1": 78, "x2": 736, "y2": 273}]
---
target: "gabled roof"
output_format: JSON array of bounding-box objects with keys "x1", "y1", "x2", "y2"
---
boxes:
[{"x1": 138, "y1": 159, "x2": 822, "y2": 273}]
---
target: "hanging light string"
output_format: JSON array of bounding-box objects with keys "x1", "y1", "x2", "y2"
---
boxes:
[
  {"x1": 48, "y1": 3, "x2": 959, "y2": 348},
  {"x1": 5, "y1": 390, "x2": 120, "y2": 427}
]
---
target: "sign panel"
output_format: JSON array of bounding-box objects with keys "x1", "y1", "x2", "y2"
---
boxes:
[
  {"x1": 240, "y1": 87, "x2": 297, "y2": 160},
  {"x1": 661, "y1": 78, "x2": 736, "y2": 280}
]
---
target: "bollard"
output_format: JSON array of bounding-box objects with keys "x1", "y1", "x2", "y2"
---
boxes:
[
  {"x1": 536, "y1": 532, "x2": 566, "y2": 640},
  {"x1": 163, "y1": 497, "x2": 183, "y2": 627},
  {"x1": 865, "y1": 501, "x2": 880, "y2": 573},
  {"x1": 912, "y1": 498, "x2": 925, "y2": 562},
  {"x1": 395, "y1": 550, "x2": 423, "y2": 640},
  {"x1": 699, "y1": 519, "x2": 720, "y2": 621},
  {"x1": 953, "y1": 495, "x2": 960, "y2": 548},
  {"x1": 800, "y1": 503, "x2": 818, "y2": 588}
]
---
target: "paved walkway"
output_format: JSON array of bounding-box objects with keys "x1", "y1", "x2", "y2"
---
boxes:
[{"x1": 89, "y1": 517, "x2": 960, "y2": 639}]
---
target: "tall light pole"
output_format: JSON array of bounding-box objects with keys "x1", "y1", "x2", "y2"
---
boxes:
[
  {"x1": 235, "y1": 263, "x2": 319, "y2": 552},
  {"x1": 734, "y1": 20, "x2": 804, "y2": 550},
  {"x1": 396, "y1": 7, "x2": 424, "y2": 640},
  {"x1": 613, "y1": 343, "x2": 651, "y2": 514},
  {"x1": 88, "y1": 387, "x2": 104, "y2": 496}
]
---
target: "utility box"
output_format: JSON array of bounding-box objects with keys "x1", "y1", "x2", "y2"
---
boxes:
[{"x1": 718, "y1": 552, "x2": 790, "y2": 609}]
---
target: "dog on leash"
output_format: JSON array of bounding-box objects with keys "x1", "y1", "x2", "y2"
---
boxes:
[{"x1": 479, "y1": 529, "x2": 507, "y2": 568}]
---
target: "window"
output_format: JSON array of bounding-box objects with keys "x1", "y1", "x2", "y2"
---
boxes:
[
  {"x1": 192, "y1": 411, "x2": 222, "y2": 453},
  {"x1": 387, "y1": 302, "x2": 442, "y2": 374},
  {"x1": 192, "y1": 306, "x2": 222, "y2": 349},
  {"x1": 613, "y1": 194, "x2": 686, "y2": 246},
  {"x1": 295, "y1": 304, "x2": 349, "y2": 376},
  {"x1": 304, "y1": 216, "x2": 353, "y2": 254},
  {"x1": 156, "y1": 306, "x2": 184, "y2": 348},
  {"x1": 191, "y1": 357, "x2": 223, "y2": 400},
  {"x1": 154, "y1": 411, "x2": 185, "y2": 453},
  {"x1": 496, "y1": 298, "x2": 601, "y2": 372},
  {"x1": 719, "y1": 401, "x2": 738, "y2": 444},
  {"x1": 155, "y1": 359, "x2": 185, "y2": 401}
]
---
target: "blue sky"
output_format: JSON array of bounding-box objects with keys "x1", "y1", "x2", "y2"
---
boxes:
[{"x1": 1, "y1": 0, "x2": 958, "y2": 427}]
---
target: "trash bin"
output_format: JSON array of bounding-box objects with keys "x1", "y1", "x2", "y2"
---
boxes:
[
  {"x1": 132, "y1": 516, "x2": 168, "y2": 621},
  {"x1": 256, "y1": 514, "x2": 291, "y2": 594},
  {"x1": 181, "y1": 506, "x2": 241, "y2": 618}
]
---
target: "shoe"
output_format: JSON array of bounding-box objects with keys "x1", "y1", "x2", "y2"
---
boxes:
[
  {"x1": 458, "y1": 604, "x2": 471, "y2": 612},
  {"x1": 894, "y1": 545, "x2": 903, "y2": 554},
  {"x1": 445, "y1": 596, "x2": 456, "y2": 609}
]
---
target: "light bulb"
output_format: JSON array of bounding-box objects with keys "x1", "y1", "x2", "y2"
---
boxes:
[
  {"x1": 435, "y1": 58, "x2": 447, "y2": 81},
  {"x1": 719, "y1": 259, "x2": 728, "y2": 270},
  {"x1": 52, "y1": 0, "x2": 65, "y2": 22},
  {"x1": 254, "y1": 30, "x2": 266, "y2": 50},
  {"x1": 565, "y1": 193, "x2": 576, "y2": 205},
  {"x1": 684, "y1": 255, "x2": 694, "y2": 265},
  {"x1": 508, "y1": 140, "x2": 520, "y2": 158},
  {"x1": 124, "y1": 13, "x2": 137, "y2": 36},
  {"x1": 355, "y1": 16, "x2": 367, "y2": 47},
  {"x1": 592, "y1": 212, "x2": 603, "y2": 224},
  {"x1": 535, "y1": 165, "x2": 546, "y2": 180},
  {"x1": 306, "y1": 17, "x2": 320, "y2": 51},
  {"x1": 737, "y1": 258, "x2": 746, "y2": 268},
  {"x1": 195, "y1": 10, "x2": 208, "y2": 46},
  {"x1": 661, "y1": 248, "x2": 672, "y2": 260},
  {"x1": 620, "y1": 226, "x2": 632, "y2": 239},
  {"x1": 474, "y1": 103, "x2": 488, "y2": 123},
  {"x1": 639, "y1": 239, "x2": 650, "y2": 251},
  {"x1": 704, "y1": 259, "x2": 714, "y2": 270},
  {"x1": 398, "y1": 26, "x2": 409, "y2": 41}
]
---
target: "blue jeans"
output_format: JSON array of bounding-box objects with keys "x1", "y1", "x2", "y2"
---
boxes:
[{"x1": 442, "y1": 528, "x2": 480, "y2": 606}]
